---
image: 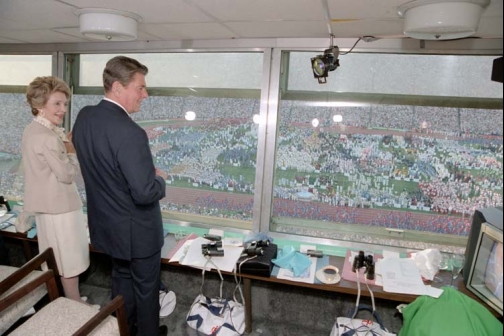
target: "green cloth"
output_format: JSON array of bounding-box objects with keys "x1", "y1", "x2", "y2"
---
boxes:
[{"x1": 400, "y1": 287, "x2": 503, "y2": 336}]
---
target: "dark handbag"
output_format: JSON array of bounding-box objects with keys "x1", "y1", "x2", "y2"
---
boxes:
[{"x1": 236, "y1": 244, "x2": 277, "y2": 277}]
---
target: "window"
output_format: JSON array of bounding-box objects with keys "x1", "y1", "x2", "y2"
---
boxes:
[
  {"x1": 0, "y1": 55, "x2": 52, "y2": 200},
  {"x1": 70, "y1": 52, "x2": 264, "y2": 230},
  {"x1": 271, "y1": 52, "x2": 503, "y2": 251}
]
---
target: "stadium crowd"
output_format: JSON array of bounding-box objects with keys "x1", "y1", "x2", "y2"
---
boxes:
[{"x1": 1, "y1": 93, "x2": 502, "y2": 238}]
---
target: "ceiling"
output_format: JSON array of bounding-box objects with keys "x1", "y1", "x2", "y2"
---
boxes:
[{"x1": 0, "y1": 0, "x2": 502, "y2": 44}]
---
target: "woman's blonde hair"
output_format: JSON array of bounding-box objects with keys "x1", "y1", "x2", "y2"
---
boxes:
[{"x1": 26, "y1": 76, "x2": 70, "y2": 116}]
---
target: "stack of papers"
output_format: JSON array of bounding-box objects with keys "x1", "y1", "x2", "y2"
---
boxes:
[
  {"x1": 379, "y1": 257, "x2": 443, "y2": 298},
  {"x1": 168, "y1": 235, "x2": 244, "y2": 273}
]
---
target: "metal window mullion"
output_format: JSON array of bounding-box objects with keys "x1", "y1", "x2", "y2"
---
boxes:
[
  {"x1": 251, "y1": 48, "x2": 272, "y2": 232},
  {"x1": 257, "y1": 49, "x2": 283, "y2": 234},
  {"x1": 54, "y1": 51, "x2": 71, "y2": 131}
]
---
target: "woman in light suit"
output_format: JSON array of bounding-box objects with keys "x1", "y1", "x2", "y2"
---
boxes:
[{"x1": 22, "y1": 76, "x2": 89, "y2": 304}]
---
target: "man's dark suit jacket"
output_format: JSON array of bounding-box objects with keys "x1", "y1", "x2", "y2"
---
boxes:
[{"x1": 73, "y1": 100, "x2": 166, "y2": 261}]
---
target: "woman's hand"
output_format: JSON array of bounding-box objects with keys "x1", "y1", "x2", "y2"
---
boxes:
[{"x1": 65, "y1": 131, "x2": 76, "y2": 154}]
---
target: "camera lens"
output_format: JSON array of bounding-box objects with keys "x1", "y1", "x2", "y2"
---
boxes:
[{"x1": 312, "y1": 57, "x2": 327, "y2": 76}]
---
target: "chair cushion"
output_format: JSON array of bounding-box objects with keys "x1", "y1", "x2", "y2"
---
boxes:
[
  {"x1": 0, "y1": 266, "x2": 47, "y2": 335},
  {"x1": 10, "y1": 297, "x2": 119, "y2": 336}
]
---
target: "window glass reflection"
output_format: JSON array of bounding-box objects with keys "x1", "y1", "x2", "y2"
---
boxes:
[
  {"x1": 71, "y1": 52, "x2": 263, "y2": 229},
  {"x1": 273, "y1": 52, "x2": 503, "y2": 249}
]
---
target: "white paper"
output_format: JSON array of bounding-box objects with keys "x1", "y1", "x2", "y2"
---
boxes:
[
  {"x1": 380, "y1": 257, "x2": 427, "y2": 295},
  {"x1": 383, "y1": 250, "x2": 400, "y2": 259},
  {"x1": 169, "y1": 240, "x2": 195, "y2": 263},
  {"x1": 374, "y1": 259, "x2": 384, "y2": 286},
  {"x1": 208, "y1": 228, "x2": 224, "y2": 237},
  {"x1": 277, "y1": 257, "x2": 317, "y2": 284},
  {"x1": 180, "y1": 237, "x2": 244, "y2": 272},
  {"x1": 425, "y1": 286, "x2": 444, "y2": 299},
  {"x1": 223, "y1": 237, "x2": 243, "y2": 247}
]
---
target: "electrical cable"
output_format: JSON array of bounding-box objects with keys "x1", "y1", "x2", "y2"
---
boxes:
[
  {"x1": 352, "y1": 268, "x2": 361, "y2": 319},
  {"x1": 233, "y1": 255, "x2": 257, "y2": 303},
  {"x1": 340, "y1": 37, "x2": 362, "y2": 55},
  {"x1": 365, "y1": 269, "x2": 380, "y2": 335}
]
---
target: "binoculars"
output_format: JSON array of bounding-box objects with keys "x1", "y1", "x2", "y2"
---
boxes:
[
  {"x1": 352, "y1": 250, "x2": 375, "y2": 280},
  {"x1": 202, "y1": 241, "x2": 224, "y2": 257}
]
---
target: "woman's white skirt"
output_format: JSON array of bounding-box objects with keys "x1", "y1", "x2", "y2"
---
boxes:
[{"x1": 35, "y1": 209, "x2": 90, "y2": 278}]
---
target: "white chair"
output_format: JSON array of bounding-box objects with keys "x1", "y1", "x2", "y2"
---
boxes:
[
  {"x1": 0, "y1": 248, "x2": 55, "y2": 335},
  {"x1": 0, "y1": 248, "x2": 129, "y2": 335}
]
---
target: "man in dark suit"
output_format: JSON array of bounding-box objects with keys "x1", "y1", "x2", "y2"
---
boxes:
[{"x1": 73, "y1": 56, "x2": 168, "y2": 336}]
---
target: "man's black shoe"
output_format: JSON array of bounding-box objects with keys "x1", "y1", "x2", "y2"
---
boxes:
[{"x1": 159, "y1": 325, "x2": 168, "y2": 335}]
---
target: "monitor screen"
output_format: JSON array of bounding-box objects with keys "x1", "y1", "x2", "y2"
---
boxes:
[
  {"x1": 467, "y1": 222, "x2": 504, "y2": 315},
  {"x1": 484, "y1": 241, "x2": 503, "y2": 303}
]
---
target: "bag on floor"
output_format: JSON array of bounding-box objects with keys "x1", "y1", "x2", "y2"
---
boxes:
[
  {"x1": 331, "y1": 261, "x2": 396, "y2": 336},
  {"x1": 330, "y1": 305, "x2": 396, "y2": 336},
  {"x1": 186, "y1": 258, "x2": 245, "y2": 336}
]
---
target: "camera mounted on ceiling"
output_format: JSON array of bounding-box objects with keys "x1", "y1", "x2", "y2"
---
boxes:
[{"x1": 311, "y1": 35, "x2": 340, "y2": 84}]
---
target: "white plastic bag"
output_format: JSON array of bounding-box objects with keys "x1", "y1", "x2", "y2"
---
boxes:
[
  {"x1": 186, "y1": 258, "x2": 245, "y2": 336},
  {"x1": 187, "y1": 294, "x2": 245, "y2": 336},
  {"x1": 330, "y1": 306, "x2": 396, "y2": 336},
  {"x1": 412, "y1": 249, "x2": 441, "y2": 281}
]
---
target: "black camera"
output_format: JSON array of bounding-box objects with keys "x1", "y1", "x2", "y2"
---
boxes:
[
  {"x1": 202, "y1": 241, "x2": 224, "y2": 257},
  {"x1": 243, "y1": 242, "x2": 264, "y2": 257},
  {"x1": 251, "y1": 239, "x2": 270, "y2": 247},
  {"x1": 352, "y1": 251, "x2": 375, "y2": 280}
]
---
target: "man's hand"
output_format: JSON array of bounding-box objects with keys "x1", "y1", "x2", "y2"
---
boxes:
[{"x1": 155, "y1": 168, "x2": 168, "y2": 181}]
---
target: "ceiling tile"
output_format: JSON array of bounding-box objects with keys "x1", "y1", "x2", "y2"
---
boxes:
[
  {"x1": 0, "y1": 36, "x2": 24, "y2": 43},
  {"x1": 227, "y1": 21, "x2": 328, "y2": 38},
  {"x1": 0, "y1": 0, "x2": 78, "y2": 29},
  {"x1": 0, "y1": 0, "x2": 501, "y2": 43},
  {"x1": 482, "y1": 0, "x2": 504, "y2": 17},
  {"x1": 142, "y1": 23, "x2": 236, "y2": 40},
  {"x1": 191, "y1": 0, "x2": 326, "y2": 21},
  {"x1": 476, "y1": 17, "x2": 504, "y2": 38},
  {"x1": 61, "y1": 0, "x2": 213, "y2": 23},
  {"x1": 328, "y1": 0, "x2": 404, "y2": 20},
  {"x1": 0, "y1": 29, "x2": 89, "y2": 43},
  {"x1": 0, "y1": 17, "x2": 40, "y2": 31},
  {"x1": 330, "y1": 19, "x2": 405, "y2": 38}
]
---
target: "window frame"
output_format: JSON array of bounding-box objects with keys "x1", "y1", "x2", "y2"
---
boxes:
[
  {"x1": 260, "y1": 48, "x2": 503, "y2": 251},
  {"x1": 0, "y1": 37, "x2": 502, "y2": 253}
]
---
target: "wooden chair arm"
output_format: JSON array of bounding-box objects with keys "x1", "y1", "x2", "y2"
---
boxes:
[
  {"x1": 0, "y1": 248, "x2": 60, "y2": 297},
  {"x1": 0, "y1": 269, "x2": 59, "y2": 314},
  {"x1": 73, "y1": 295, "x2": 130, "y2": 336}
]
